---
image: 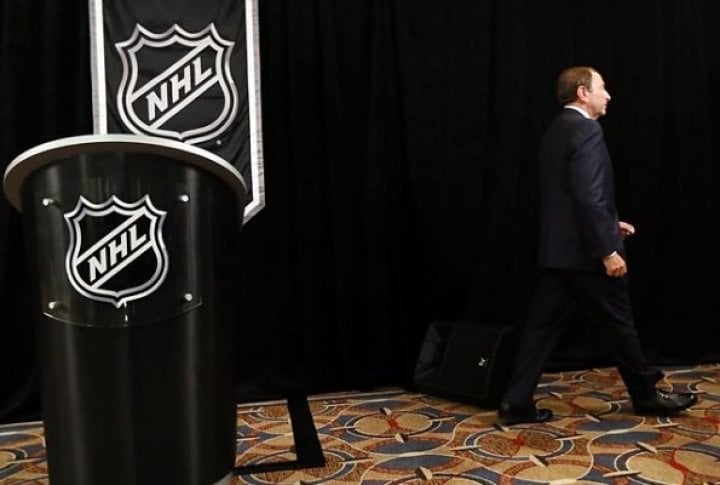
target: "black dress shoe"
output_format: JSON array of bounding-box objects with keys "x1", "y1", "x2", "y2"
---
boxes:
[
  {"x1": 632, "y1": 390, "x2": 698, "y2": 417},
  {"x1": 498, "y1": 402, "x2": 554, "y2": 425}
]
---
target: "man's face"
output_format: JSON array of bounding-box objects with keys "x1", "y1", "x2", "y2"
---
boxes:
[{"x1": 585, "y1": 71, "x2": 611, "y2": 119}]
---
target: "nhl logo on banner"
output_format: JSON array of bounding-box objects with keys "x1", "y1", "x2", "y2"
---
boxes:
[
  {"x1": 115, "y1": 23, "x2": 238, "y2": 144},
  {"x1": 64, "y1": 195, "x2": 169, "y2": 308}
]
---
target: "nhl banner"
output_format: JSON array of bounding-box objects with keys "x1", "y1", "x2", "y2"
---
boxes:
[{"x1": 88, "y1": 0, "x2": 264, "y2": 222}]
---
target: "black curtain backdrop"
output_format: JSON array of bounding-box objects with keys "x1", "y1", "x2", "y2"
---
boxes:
[{"x1": 2, "y1": 0, "x2": 720, "y2": 420}]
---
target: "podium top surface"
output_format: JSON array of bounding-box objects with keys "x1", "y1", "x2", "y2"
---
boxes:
[{"x1": 3, "y1": 134, "x2": 247, "y2": 211}]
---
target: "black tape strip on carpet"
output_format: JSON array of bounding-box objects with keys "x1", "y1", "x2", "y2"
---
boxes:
[{"x1": 234, "y1": 395, "x2": 325, "y2": 475}]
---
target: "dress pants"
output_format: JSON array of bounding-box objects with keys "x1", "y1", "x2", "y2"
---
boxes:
[{"x1": 501, "y1": 268, "x2": 663, "y2": 407}]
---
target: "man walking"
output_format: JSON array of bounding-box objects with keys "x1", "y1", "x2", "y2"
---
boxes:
[{"x1": 498, "y1": 66, "x2": 697, "y2": 425}]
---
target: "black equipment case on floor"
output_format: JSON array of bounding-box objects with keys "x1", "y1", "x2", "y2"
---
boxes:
[{"x1": 413, "y1": 321, "x2": 516, "y2": 408}]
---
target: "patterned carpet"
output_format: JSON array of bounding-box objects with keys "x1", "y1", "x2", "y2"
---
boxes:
[{"x1": 2, "y1": 364, "x2": 720, "y2": 484}]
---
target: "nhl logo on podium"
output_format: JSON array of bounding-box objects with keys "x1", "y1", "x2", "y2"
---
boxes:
[
  {"x1": 64, "y1": 195, "x2": 169, "y2": 308},
  {"x1": 115, "y1": 23, "x2": 238, "y2": 144}
]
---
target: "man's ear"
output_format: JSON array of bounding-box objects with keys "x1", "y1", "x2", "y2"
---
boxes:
[{"x1": 576, "y1": 85, "x2": 589, "y2": 101}]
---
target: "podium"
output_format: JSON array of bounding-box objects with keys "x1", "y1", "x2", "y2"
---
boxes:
[{"x1": 3, "y1": 134, "x2": 247, "y2": 485}]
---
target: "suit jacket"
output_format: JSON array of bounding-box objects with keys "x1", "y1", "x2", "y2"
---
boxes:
[{"x1": 536, "y1": 108, "x2": 624, "y2": 272}]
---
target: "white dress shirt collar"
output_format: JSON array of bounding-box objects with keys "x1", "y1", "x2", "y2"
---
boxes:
[{"x1": 564, "y1": 104, "x2": 591, "y2": 119}]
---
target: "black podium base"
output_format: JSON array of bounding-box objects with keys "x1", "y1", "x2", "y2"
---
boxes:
[{"x1": 38, "y1": 310, "x2": 237, "y2": 485}]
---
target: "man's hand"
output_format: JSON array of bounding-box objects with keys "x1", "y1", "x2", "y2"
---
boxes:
[
  {"x1": 619, "y1": 221, "x2": 635, "y2": 239},
  {"x1": 603, "y1": 252, "x2": 627, "y2": 277}
]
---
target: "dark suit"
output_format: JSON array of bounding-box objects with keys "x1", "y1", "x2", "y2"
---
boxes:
[{"x1": 501, "y1": 108, "x2": 663, "y2": 407}]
